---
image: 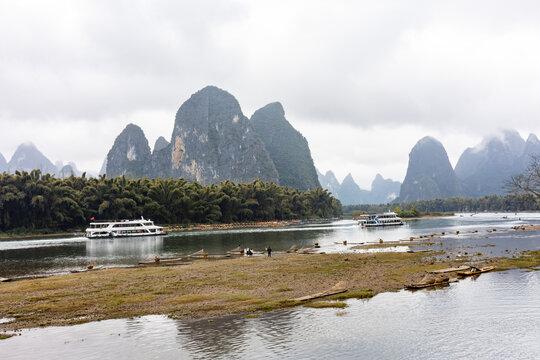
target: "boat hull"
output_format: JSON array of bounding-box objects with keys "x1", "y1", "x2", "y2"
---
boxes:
[
  {"x1": 456, "y1": 266, "x2": 494, "y2": 276},
  {"x1": 87, "y1": 232, "x2": 167, "y2": 239},
  {"x1": 363, "y1": 223, "x2": 403, "y2": 228}
]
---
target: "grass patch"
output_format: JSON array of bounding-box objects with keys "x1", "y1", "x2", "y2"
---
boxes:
[
  {"x1": 496, "y1": 250, "x2": 540, "y2": 270},
  {"x1": 275, "y1": 286, "x2": 293, "y2": 292},
  {"x1": 166, "y1": 294, "x2": 216, "y2": 304},
  {"x1": 0, "y1": 333, "x2": 15, "y2": 340},
  {"x1": 152, "y1": 289, "x2": 174, "y2": 295},
  {"x1": 244, "y1": 314, "x2": 261, "y2": 319},
  {"x1": 304, "y1": 301, "x2": 348, "y2": 309},
  {"x1": 123, "y1": 294, "x2": 157, "y2": 303},
  {"x1": 331, "y1": 290, "x2": 375, "y2": 300}
]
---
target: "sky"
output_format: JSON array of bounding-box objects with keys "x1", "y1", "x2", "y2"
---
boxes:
[{"x1": 2, "y1": 0, "x2": 540, "y2": 188}]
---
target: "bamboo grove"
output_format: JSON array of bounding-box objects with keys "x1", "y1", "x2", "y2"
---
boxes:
[
  {"x1": 343, "y1": 194, "x2": 540, "y2": 216},
  {"x1": 0, "y1": 170, "x2": 342, "y2": 232}
]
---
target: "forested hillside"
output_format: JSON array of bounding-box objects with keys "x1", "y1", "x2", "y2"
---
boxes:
[
  {"x1": 343, "y1": 195, "x2": 540, "y2": 215},
  {"x1": 0, "y1": 171, "x2": 342, "y2": 232}
]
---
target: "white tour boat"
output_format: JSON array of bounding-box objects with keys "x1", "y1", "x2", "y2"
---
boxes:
[
  {"x1": 358, "y1": 212, "x2": 404, "y2": 228},
  {"x1": 85, "y1": 217, "x2": 167, "y2": 238}
]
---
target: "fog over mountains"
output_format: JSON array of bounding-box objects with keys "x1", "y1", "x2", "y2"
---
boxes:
[
  {"x1": 0, "y1": 153, "x2": 7, "y2": 173},
  {"x1": 395, "y1": 130, "x2": 539, "y2": 203},
  {"x1": 318, "y1": 130, "x2": 539, "y2": 205},
  {"x1": 455, "y1": 130, "x2": 540, "y2": 198},
  {"x1": 1, "y1": 86, "x2": 537, "y2": 206},
  {"x1": 0, "y1": 143, "x2": 82, "y2": 178},
  {"x1": 317, "y1": 170, "x2": 401, "y2": 206}
]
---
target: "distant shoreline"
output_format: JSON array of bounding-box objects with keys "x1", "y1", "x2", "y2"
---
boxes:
[
  {"x1": 165, "y1": 219, "x2": 336, "y2": 232},
  {"x1": 0, "y1": 232, "x2": 74, "y2": 240},
  {"x1": 0, "y1": 219, "x2": 338, "y2": 240},
  {"x1": 402, "y1": 213, "x2": 454, "y2": 220}
]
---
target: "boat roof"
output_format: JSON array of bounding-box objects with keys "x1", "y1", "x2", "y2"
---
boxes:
[
  {"x1": 90, "y1": 219, "x2": 154, "y2": 224},
  {"x1": 360, "y1": 212, "x2": 398, "y2": 216}
]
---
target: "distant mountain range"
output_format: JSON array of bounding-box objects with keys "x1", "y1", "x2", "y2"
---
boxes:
[
  {"x1": 105, "y1": 85, "x2": 320, "y2": 190},
  {"x1": 397, "y1": 130, "x2": 540, "y2": 202},
  {"x1": 317, "y1": 170, "x2": 401, "y2": 205},
  {"x1": 0, "y1": 153, "x2": 7, "y2": 173},
  {"x1": 1, "y1": 86, "x2": 537, "y2": 204},
  {"x1": 454, "y1": 130, "x2": 540, "y2": 198},
  {"x1": 319, "y1": 129, "x2": 540, "y2": 205},
  {"x1": 0, "y1": 142, "x2": 81, "y2": 178}
]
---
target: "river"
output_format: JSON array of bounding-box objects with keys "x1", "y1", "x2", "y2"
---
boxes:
[
  {"x1": 1, "y1": 213, "x2": 540, "y2": 359},
  {"x1": 1, "y1": 212, "x2": 539, "y2": 278}
]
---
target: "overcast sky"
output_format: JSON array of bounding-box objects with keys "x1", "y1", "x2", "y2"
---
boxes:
[{"x1": 2, "y1": 0, "x2": 540, "y2": 188}]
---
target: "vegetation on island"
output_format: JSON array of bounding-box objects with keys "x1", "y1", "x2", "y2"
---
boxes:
[
  {"x1": 343, "y1": 193, "x2": 540, "y2": 217},
  {"x1": 0, "y1": 170, "x2": 342, "y2": 233}
]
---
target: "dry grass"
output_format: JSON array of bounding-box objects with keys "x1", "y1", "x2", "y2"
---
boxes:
[{"x1": 1, "y1": 250, "x2": 539, "y2": 331}]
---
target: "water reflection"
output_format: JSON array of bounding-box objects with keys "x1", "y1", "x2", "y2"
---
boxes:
[
  {"x1": 174, "y1": 309, "x2": 300, "y2": 360},
  {"x1": 1, "y1": 213, "x2": 540, "y2": 278},
  {"x1": 86, "y1": 236, "x2": 164, "y2": 258}
]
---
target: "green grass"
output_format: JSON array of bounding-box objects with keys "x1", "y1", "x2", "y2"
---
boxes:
[
  {"x1": 331, "y1": 289, "x2": 375, "y2": 300},
  {"x1": 304, "y1": 301, "x2": 348, "y2": 309},
  {"x1": 275, "y1": 286, "x2": 293, "y2": 292},
  {"x1": 244, "y1": 314, "x2": 261, "y2": 319}
]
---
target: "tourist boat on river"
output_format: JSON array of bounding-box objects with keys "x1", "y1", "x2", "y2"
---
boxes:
[
  {"x1": 358, "y1": 212, "x2": 404, "y2": 228},
  {"x1": 85, "y1": 217, "x2": 166, "y2": 238}
]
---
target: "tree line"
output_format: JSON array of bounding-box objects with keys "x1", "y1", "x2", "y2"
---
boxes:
[
  {"x1": 343, "y1": 194, "x2": 540, "y2": 217},
  {"x1": 0, "y1": 170, "x2": 342, "y2": 232}
]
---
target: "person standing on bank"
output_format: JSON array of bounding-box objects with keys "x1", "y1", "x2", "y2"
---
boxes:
[{"x1": 267, "y1": 246, "x2": 272, "y2": 257}]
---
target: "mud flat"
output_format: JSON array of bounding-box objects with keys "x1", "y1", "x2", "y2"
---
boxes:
[{"x1": 1, "y1": 248, "x2": 539, "y2": 333}]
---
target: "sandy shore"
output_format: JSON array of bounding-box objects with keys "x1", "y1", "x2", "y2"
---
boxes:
[{"x1": 164, "y1": 219, "x2": 335, "y2": 232}]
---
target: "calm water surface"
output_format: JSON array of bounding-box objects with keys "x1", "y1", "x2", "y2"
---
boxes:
[
  {"x1": 1, "y1": 213, "x2": 540, "y2": 359},
  {"x1": 1, "y1": 212, "x2": 540, "y2": 278},
  {"x1": 2, "y1": 269, "x2": 539, "y2": 359}
]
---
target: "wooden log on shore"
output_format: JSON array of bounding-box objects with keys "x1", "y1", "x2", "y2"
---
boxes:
[
  {"x1": 70, "y1": 265, "x2": 104, "y2": 273},
  {"x1": 227, "y1": 246, "x2": 244, "y2": 255},
  {"x1": 297, "y1": 247, "x2": 314, "y2": 254},
  {"x1": 138, "y1": 257, "x2": 183, "y2": 265},
  {"x1": 286, "y1": 245, "x2": 298, "y2": 253},
  {"x1": 188, "y1": 249, "x2": 208, "y2": 258},
  {"x1": 293, "y1": 281, "x2": 348, "y2": 301}
]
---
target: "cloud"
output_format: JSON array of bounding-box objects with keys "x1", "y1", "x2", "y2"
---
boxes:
[{"x1": 2, "y1": 0, "x2": 540, "y2": 178}]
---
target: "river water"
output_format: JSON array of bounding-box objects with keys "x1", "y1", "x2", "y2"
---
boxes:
[
  {"x1": 1, "y1": 213, "x2": 540, "y2": 359},
  {"x1": 1, "y1": 212, "x2": 540, "y2": 278},
  {"x1": 1, "y1": 269, "x2": 539, "y2": 359}
]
